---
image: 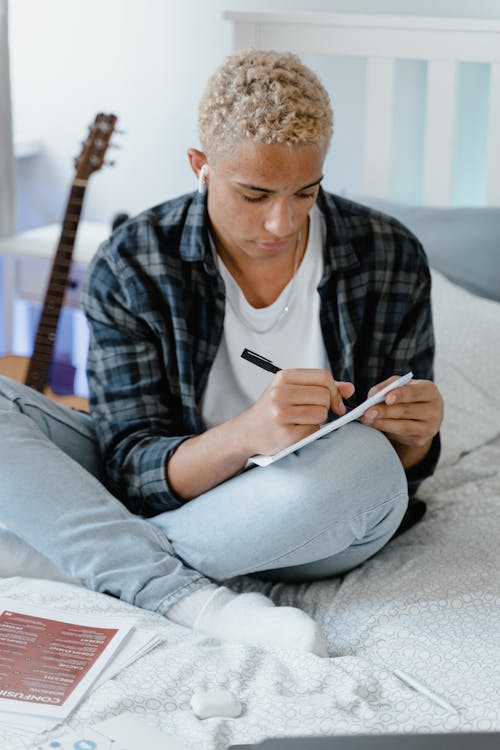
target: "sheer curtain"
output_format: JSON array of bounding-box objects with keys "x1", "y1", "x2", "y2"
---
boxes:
[{"x1": 0, "y1": 0, "x2": 14, "y2": 238}]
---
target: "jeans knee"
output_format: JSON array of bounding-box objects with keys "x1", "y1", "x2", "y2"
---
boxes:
[
  {"x1": 351, "y1": 422, "x2": 408, "y2": 505},
  {"x1": 276, "y1": 421, "x2": 408, "y2": 526},
  {"x1": 342, "y1": 423, "x2": 409, "y2": 540}
]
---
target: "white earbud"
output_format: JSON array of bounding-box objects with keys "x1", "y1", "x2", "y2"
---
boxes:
[{"x1": 198, "y1": 164, "x2": 209, "y2": 193}]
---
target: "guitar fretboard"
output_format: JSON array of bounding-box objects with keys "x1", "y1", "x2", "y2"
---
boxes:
[{"x1": 24, "y1": 182, "x2": 87, "y2": 392}]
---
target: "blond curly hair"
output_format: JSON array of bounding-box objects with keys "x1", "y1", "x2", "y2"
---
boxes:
[{"x1": 198, "y1": 49, "x2": 333, "y2": 159}]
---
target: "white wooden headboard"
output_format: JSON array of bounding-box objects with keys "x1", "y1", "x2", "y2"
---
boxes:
[{"x1": 224, "y1": 12, "x2": 500, "y2": 208}]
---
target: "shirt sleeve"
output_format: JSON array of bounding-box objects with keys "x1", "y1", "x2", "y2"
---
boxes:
[
  {"x1": 383, "y1": 235, "x2": 441, "y2": 493},
  {"x1": 384, "y1": 241, "x2": 435, "y2": 382},
  {"x1": 81, "y1": 225, "x2": 192, "y2": 516},
  {"x1": 406, "y1": 432, "x2": 441, "y2": 498}
]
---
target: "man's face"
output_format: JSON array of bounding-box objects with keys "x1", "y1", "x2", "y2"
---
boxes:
[{"x1": 206, "y1": 140, "x2": 325, "y2": 268}]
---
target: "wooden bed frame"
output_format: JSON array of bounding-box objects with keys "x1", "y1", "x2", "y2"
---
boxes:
[{"x1": 224, "y1": 12, "x2": 500, "y2": 208}]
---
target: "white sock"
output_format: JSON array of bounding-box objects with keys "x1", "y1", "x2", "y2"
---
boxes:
[
  {"x1": 167, "y1": 585, "x2": 328, "y2": 657},
  {"x1": 167, "y1": 585, "x2": 217, "y2": 627}
]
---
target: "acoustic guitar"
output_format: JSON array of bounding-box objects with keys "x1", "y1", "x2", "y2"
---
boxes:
[{"x1": 0, "y1": 113, "x2": 118, "y2": 411}]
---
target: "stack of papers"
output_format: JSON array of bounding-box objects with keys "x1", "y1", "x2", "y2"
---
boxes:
[{"x1": 0, "y1": 597, "x2": 162, "y2": 738}]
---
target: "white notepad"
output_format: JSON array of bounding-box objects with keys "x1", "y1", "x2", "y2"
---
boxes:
[{"x1": 248, "y1": 372, "x2": 413, "y2": 467}]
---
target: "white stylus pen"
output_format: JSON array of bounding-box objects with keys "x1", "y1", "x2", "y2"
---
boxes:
[{"x1": 392, "y1": 668, "x2": 460, "y2": 714}]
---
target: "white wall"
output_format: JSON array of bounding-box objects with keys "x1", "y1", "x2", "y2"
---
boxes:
[
  {"x1": 10, "y1": 0, "x2": 500, "y2": 230},
  {"x1": 0, "y1": 0, "x2": 14, "y2": 236}
]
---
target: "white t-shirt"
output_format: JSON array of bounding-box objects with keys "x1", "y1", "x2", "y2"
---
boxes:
[{"x1": 200, "y1": 204, "x2": 330, "y2": 429}]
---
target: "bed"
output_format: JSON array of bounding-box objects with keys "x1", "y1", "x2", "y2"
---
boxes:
[{"x1": 1, "y1": 11, "x2": 500, "y2": 750}]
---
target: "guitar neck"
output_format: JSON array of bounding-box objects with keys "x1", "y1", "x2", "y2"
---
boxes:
[
  {"x1": 24, "y1": 179, "x2": 87, "y2": 392},
  {"x1": 23, "y1": 111, "x2": 117, "y2": 395}
]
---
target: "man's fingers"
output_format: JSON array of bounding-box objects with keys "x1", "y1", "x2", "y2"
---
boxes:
[
  {"x1": 361, "y1": 416, "x2": 432, "y2": 446},
  {"x1": 367, "y1": 375, "x2": 400, "y2": 398},
  {"x1": 362, "y1": 401, "x2": 435, "y2": 425},
  {"x1": 336, "y1": 381, "x2": 356, "y2": 398},
  {"x1": 271, "y1": 383, "x2": 332, "y2": 409},
  {"x1": 361, "y1": 404, "x2": 434, "y2": 432},
  {"x1": 368, "y1": 378, "x2": 432, "y2": 404},
  {"x1": 275, "y1": 369, "x2": 354, "y2": 416}
]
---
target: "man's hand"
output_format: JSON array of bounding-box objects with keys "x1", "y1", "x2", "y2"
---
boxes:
[
  {"x1": 360, "y1": 377, "x2": 443, "y2": 469},
  {"x1": 242, "y1": 369, "x2": 355, "y2": 458}
]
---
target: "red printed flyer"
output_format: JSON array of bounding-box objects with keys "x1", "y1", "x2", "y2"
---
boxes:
[{"x1": 0, "y1": 598, "x2": 134, "y2": 720}]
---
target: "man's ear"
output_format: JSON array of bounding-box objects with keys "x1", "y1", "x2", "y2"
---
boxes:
[{"x1": 187, "y1": 148, "x2": 208, "y2": 179}]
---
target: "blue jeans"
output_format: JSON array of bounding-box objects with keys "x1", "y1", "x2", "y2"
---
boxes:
[{"x1": 0, "y1": 376, "x2": 408, "y2": 612}]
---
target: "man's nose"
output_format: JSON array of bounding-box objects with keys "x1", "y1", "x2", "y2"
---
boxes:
[{"x1": 263, "y1": 199, "x2": 295, "y2": 237}]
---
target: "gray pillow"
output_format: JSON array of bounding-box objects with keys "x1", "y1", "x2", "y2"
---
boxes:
[{"x1": 354, "y1": 198, "x2": 500, "y2": 302}]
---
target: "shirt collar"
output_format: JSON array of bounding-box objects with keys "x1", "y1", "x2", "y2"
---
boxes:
[
  {"x1": 317, "y1": 188, "x2": 360, "y2": 277},
  {"x1": 179, "y1": 190, "x2": 211, "y2": 262}
]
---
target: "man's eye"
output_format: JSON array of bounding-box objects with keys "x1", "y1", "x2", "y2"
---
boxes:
[
  {"x1": 241, "y1": 190, "x2": 317, "y2": 203},
  {"x1": 242, "y1": 194, "x2": 267, "y2": 203}
]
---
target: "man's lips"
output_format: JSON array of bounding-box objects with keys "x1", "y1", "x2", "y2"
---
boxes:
[{"x1": 255, "y1": 238, "x2": 291, "y2": 251}]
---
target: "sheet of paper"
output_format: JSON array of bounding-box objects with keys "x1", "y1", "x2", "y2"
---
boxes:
[
  {"x1": 0, "y1": 714, "x2": 55, "y2": 737},
  {"x1": 92, "y1": 627, "x2": 162, "y2": 689},
  {"x1": 34, "y1": 711, "x2": 193, "y2": 750},
  {"x1": 249, "y1": 372, "x2": 413, "y2": 467}
]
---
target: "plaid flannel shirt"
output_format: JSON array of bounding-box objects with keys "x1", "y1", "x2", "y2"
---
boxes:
[{"x1": 81, "y1": 189, "x2": 440, "y2": 516}]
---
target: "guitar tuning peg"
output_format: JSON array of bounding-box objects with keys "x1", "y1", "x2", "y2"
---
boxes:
[
  {"x1": 114, "y1": 128, "x2": 126, "y2": 135},
  {"x1": 106, "y1": 160, "x2": 117, "y2": 167},
  {"x1": 108, "y1": 142, "x2": 121, "y2": 149}
]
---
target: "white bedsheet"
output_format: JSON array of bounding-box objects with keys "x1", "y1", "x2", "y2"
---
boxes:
[{"x1": 0, "y1": 270, "x2": 499, "y2": 748}]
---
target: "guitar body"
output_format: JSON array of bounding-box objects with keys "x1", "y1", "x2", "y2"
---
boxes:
[{"x1": 0, "y1": 355, "x2": 89, "y2": 411}]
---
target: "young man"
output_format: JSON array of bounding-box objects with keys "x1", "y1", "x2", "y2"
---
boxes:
[{"x1": 0, "y1": 50, "x2": 442, "y2": 657}]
